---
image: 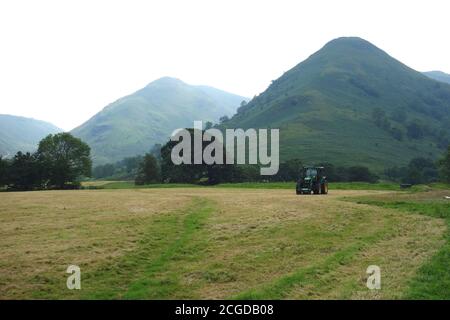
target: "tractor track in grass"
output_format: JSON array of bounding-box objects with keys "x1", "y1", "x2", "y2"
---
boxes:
[
  {"x1": 344, "y1": 191, "x2": 450, "y2": 299},
  {"x1": 1, "y1": 188, "x2": 446, "y2": 299},
  {"x1": 123, "y1": 197, "x2": 215, "y2": 299},
  {"x1": 231, "y1": 223, "x2": 395, "y2": 300},
  {"x1": 79, "y1": 196, "x2": 216, "y2": 299}
]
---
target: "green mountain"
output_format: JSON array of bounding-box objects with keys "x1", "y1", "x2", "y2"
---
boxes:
[
  {"x1": 226, "y1": 37, "x2": 450, "y2": 172},
  {"x1": 71, "y1": 77, "x2": 247, "y2": 164},
  {"x1": 0, "y1": 114, "x2": 62, "y2": 157},
  {"x1": 424, "y1": 71, "x2": 450, "y2": 85}
]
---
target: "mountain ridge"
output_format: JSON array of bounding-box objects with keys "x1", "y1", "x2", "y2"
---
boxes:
[
  {"x1": 226, "y1": 37, "x2": 450, "y2": 172},
  {"x1": 71, "y1": 77, "x2": 248, "y2": 164},
  {"x1": 0, "y1": 114, "x2": 62, "y2": 157},
  {"x1": 424, "y1": 70, "x2": 450, "y2": 85}
]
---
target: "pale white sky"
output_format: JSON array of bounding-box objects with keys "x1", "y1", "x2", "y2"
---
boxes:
[{"x1": 0, "y1": 0, "x2": 449, "y2": 130}]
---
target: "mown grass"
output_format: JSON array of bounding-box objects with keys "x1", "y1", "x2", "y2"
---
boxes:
[
  {"x1": 29, "y1": 197, "x2": 216, "y2": 299},
  {"x1": 122, "y1": 197, "x2": 215, "y2": 299},
  {"x1": 91, "y1": 180, "x2": 446, "y2": 192},
  {"x1": 1, "y1": 187, "x2": 447, "y2": 299},
  {"x1": 233, "y1": 226, "x2": 394, "y2": 299},
  {"x1": 348, "y1": 191, "x2": 450, "y2": 299},
  {"x1": 95, "y1": 181, "x2": 203, "y2": 190}
]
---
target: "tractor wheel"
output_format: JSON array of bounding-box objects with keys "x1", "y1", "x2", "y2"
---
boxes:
[
  {"x1": 296, "y1": 190, "x2": 301, "y2": 195},
  {"x1": 321, "y1": 183, "x2": 328, "y2": 194}
]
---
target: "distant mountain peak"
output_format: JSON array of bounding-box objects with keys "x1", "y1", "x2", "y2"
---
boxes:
[
  {"x1": 427, "y1": 70, "x2": 446, "y2": 75},
  {"x1": 71, "y1": 79, "x2": 247, "y2": 164},
  {"x1": 227, "y1": 37, "x2": 450, "y2": 172},
  {"x1": 423, "y1": 70, "x2": 450, "y2": 85},
  {"x1": 146, "y1": 76, "x2": 185, "y2": 87},
  {"x1": 320, "y1": 37, "x2": 384, "y2": 56},
  {"x1": 0, "y1": 114, "x2": 62, "y2": 157},
  {"x1": 327, "y1": 36, "x2": 371, "y2": 44}
]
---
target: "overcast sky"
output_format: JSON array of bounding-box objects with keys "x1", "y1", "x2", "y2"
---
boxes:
[{"x1": 0, "y1": 0, "x2": 449, "y2": 130}]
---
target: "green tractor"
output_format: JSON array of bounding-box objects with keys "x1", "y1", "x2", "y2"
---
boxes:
[{"x1": 296, "y1": 166, "x2": 328, "y2": 195}]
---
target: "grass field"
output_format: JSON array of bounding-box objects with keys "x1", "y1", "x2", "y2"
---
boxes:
[
  {"x1": 345, "y1": 190, "x2": 450, "y2": 299},
  {"x1": 0, "y1": 185, "x2": 449, "y2": 299},
  {"x1": 83, "y1": 180, "x2": 448, "y2": 191}
]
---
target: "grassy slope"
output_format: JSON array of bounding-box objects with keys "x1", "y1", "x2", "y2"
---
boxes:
[
  {"x1": 226, "y1": 37, "x2": 450, "y2": 172},
  {"x1": 424, "y1": 71, "x2": 450, "y2": 85},
  {"x1": 0, "y1": 114, "x2": 62, "y2": 157},
  {"x1": 71, "y1": 77, "x2": 247, "y2": 165}
]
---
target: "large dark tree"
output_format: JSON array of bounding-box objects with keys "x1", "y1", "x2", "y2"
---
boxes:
[
  {"x1": 0, "y1": 156, "x2": 10, "y2": 187},
  {"x1": 346, "y1": 166, "x2": 378, "y2": 183},
  {"x1": 405, "y1": 157, "x2": 438, "y2": 184},
  {"x1": 385, "y1": 157, "x2": 439, "y2": 184},
  {"x1": 37, "y1": 133, "x2": 92, "y2": 188},
  {"x1": 135, "y1": 154, "x2": 161, "y2": 185},
  {"x1": 272, "y1": 159, "x2": 303, "y2": 181},
  {"x1": 161, "y1": 131, "x2": 209, "y2": 183},
  {"x1": 7, "y1": 152, "x2": 43, "y2": 190},
  {"x1": 160, "y1": 128, "x2": 236, "y2": 184}
]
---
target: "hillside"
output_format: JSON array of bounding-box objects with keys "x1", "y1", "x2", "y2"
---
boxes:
[
  {"x1": 424, "y1": 71, "x2": 450, "y2": 85},
  {"x1": 226, "y1": 37, "x2": 450, "y2": 172},
  {"x1": 0, "y1": 114, "x2": 62, "y2": 157},
  {"x1": 72, "y1": 77, "x2": 247, "y2": 164}
]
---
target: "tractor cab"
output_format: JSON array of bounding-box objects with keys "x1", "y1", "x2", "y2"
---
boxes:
[{"x1": 296, "y1": 166, "x2": 328, "y2": 195}]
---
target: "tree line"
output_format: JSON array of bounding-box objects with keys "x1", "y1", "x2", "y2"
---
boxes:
[
  {"x1": 385, "y1": 150, "x2": 450, "y2": 184},
  {"x1": 92, "y1": 144, "x2": 161, "y2": 181},
  {"x1": 3, "y1": 130, "x2": 449, "y2": 190},
  {"x1": 130, "y1": 133, "x2": 450, "y2": 185},
  {"x1": 0, "y1": 133, "x2": 91, "y2": 191},
  {"x1": 130, "y1": 150, "x2": 385, "y2": 185}
]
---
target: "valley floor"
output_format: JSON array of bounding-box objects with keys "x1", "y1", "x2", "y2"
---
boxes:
[{"x1": 0, "y1": 187, "x2": 448, "y2": 299}]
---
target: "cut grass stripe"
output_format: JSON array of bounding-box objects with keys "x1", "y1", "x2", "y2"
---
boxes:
[
  {"x1": 405, "y1": 238, "x2": 450, "y2": 299},
  {"x1": 232, "y1": 227, "x2": 393, "y2": 300},
  {"x1": 78, "y1": 197, "x2": 215, "y2": 300},
  {"x1": 123, "y1": 197, "x2": 215, "y2": 299},
  {"x1": 350, "y1": 199, "x2": 450, "y2": 299}
]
